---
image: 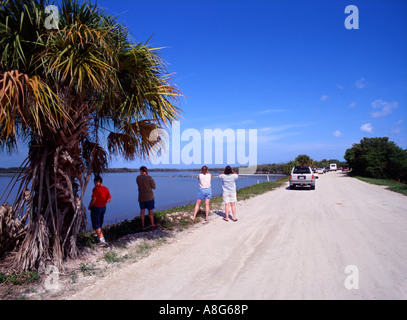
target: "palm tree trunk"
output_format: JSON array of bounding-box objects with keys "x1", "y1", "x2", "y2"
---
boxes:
[{"x1": 5, "y1": 106, "x2": 94, "y2": 272}]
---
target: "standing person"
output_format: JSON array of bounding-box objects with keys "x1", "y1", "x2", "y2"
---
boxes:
[
  {"x1": 219, "y1": 166, "x2": 238, "y2": 222},
  {"x1": 192, "y1": 166, "x2": 212, "y2": 221},
  {"x1": 88, "y1": 176, "x2": 111, "y2": 245},
  {"x1": 136, "y1": 166, "x2": 157, "y2": 229}
]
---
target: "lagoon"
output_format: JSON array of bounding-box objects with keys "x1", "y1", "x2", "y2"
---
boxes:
[{"x1": 0, "y1": 171, "x2": 285, "y2": 227}]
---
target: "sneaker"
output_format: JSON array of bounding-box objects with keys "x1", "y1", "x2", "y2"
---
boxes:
[{"x1": 98, "y1": 237, "x2": 107, "y2": 247}]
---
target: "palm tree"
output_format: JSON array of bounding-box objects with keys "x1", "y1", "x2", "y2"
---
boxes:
[
  {"x1": 295, "y1": 154, "x2": 313, "y2": 167},
  {"x1": 0, "y1": 0, "x2": 181, "y2": 271}
]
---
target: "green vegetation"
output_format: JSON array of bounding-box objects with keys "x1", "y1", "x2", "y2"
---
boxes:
[
  {"x1": 316, "y1": 158, "x2": 347, "y2": 169},
  {"x1": 104, "y1": 251, "x2": 124, "y2": 264},
  {"x1": 344, "y1": 137, "x2": 407, "y2": 196},
  {"x1": 281, "y1": 155, "x2": 346, "y2": 175},
  {"x1": 0, "y1": 271, "x2": 39, "y2": 285},
  {"x1": 344, "y1": 137, "x2": 407, "y2": 182},
  {"x1": 79, "y1": 263, "x2": 96, "y2": 276},
  {"x1": 0, "y1": 167, "x2": 24, "y2": 174},
  {"x1": 76, "y1": 177, "x2": 289, "y2": 246},
  {"x1": 294, "y1": 154, "x2": 314, "y2": 166},
  {"x1": 0, "y1": 0, "x2": 182, "y2": 272},
  {"x1": 254, "y1": 163, "x2": 285, "y2": 174},
  {"x1": 237, "y1": 177, "x2": 289, "y2": 200},
  {"x1": 352, "y1": 176, "x2": 407, "y2": 196}
]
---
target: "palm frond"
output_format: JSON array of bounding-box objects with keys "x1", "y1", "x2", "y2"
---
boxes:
[
  {"x1": 0, "y1": 0, "x2": 49, "y2": 72},
  {"x1": 107, "y1": 120, "x2": 166, "y2": 161},
  {"x1": 0, "y1": 0, "x2": 183, "y2": 272},
  {"x1": 114, "y1": 43, "x2": 182, "y2": 126},
  {"x1": 82, "y1": 139, "x2": 108, "y2": 174},
  {"x1": 38, "y1": 22, "x2": 117, "y2": 94},
  {"x1": 0, "y1": 70, "x2": 68, "y2": 144}
]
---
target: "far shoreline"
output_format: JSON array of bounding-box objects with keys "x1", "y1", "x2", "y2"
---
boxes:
[{"x1": 0, "y1": 167, "x2": 285, "y2": 175}]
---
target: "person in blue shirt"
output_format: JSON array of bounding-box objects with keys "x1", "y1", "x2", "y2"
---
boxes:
[{"x1": 219, "y1": 166, "x2": 238, "y2": 222}]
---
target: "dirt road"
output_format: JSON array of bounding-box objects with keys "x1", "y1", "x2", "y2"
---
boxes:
[{"x1": 69, "y1": 172, "x2": 407, "y2": 299}]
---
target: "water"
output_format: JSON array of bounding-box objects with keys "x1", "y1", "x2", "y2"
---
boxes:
[{"x1": 0, "y1": 171, "x2": 285, "y2": 227}]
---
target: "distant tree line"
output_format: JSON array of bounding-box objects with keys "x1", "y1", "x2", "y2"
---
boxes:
[
  {"x1": 4, "y1": 137, "x2": 405, "y2": 182},
  {"x1": 254, "y1": 163, "x2": 286, "y2": 174},
  {"x1": 252, "y1": 138, "x2": 407, "y2": 182},
  {"x1": 247, "y1": 156, "x2": 348, "y2": 175},
  {"x1": 0, "y1": 167, "x2": 23, "y2": 174},
  {"x1": 279, "y1": 155, "x2": 346, "y2": 175},
  {"x1": 344, "y1": 137, "x2": 407, "y2": 182}
]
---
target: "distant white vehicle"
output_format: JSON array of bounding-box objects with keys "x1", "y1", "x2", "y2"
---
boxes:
[{"x1": 330, "y1": 163, "x2": 337, "y2": 171}]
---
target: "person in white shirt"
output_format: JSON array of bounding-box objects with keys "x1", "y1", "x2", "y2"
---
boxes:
[
  {"x1": 192, "y1": 166, "x2": 212, "y2": 221},
  {"x1": 219, "y1": 165, "x2": 238, "y2": 222}
]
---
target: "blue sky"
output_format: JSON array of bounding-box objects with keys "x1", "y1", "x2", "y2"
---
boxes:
[{"x1": 1, "y1": 0, "x2": 406, "y2": 169}]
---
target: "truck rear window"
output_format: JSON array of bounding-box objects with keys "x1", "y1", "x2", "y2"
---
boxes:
[{"x1": 293, "y1": 167, "x2": 311, "y2": 174}]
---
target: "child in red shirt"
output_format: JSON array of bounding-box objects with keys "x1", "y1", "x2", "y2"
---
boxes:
[{"x1": 88, "y1": 176, "x2": 111, "y2": 245}]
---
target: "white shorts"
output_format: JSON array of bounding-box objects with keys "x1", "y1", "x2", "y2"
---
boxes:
[{"x1": 223, "y1": 192, "x2": 237, "y2": 203}]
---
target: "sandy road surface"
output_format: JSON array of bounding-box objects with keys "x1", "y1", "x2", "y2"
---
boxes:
[{"x1": 69, "y1": 172, "x2": 407, "y2": 300}]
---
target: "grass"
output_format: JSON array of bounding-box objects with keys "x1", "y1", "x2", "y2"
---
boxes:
[
  {"x1": 353, "y1": 176, "x2": 407, "y2": 196},
  {"x1": 237, "y1": 176, "x2": 289, "y2": 200},
  {"x1": 104, "y1": 251, "x2": 123, "y2": 264},
  {"x1": 133, "y1": 177, "x2": 288, "y2": 230},
  {"x1": 0, "y1": 271, "x2": 39, "y2": 285},
  {"x1": 77, "y1": 176, "x2": 289, "y2": 246},
  {"x1": 0, "y1": 176, "x2": 289, "y2": 299},
  {"x1": 0, "y1": 270, "x2": 40, "y2": 299},
  {"x1": 79, "y1": 263, "x2": 96, "y2": 276}
]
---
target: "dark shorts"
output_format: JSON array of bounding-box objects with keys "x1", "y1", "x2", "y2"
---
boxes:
[
  {"x1": 139, "y1": 199, "x2": 155, "y2": 210},
  {"x1": 90, "y1": 206, "x2": 106, "y2": 230}
]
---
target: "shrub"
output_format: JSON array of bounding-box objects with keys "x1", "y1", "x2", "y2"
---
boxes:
[{"x1": 344, "y1": 137, "x2": 407, "y2": 182}]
